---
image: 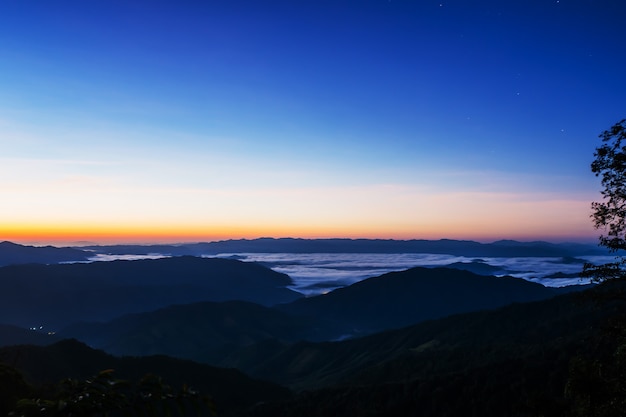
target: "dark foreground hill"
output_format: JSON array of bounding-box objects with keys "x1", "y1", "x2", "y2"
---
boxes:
[
  {"x1": 0, "y1": 256, "x2": 301, "y2": 329},
  {"x1": 239, "y1": 287, "x2": 615, "y2": 389},
  {"x1": 2, "y1": 282, "x2": 623, "y2": 417},
  {"x1": 234, "y1": 281, "x2": 626, "y2": 417},
  {"x1": 0, "y1": 339, "x2": 291, "y2": 416}
]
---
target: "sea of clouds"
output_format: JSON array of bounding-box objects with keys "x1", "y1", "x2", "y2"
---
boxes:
[
  {"x1": 210, "y1": 253, "x2": 611, "y2": 296},
  {"x1": 89, "y1": 252, "x2": 611, "y2": 296}
]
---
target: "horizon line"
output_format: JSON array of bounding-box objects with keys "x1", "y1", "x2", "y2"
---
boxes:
[{"x1": 2, "y1": 235, "x2": 601, "y2": 248}]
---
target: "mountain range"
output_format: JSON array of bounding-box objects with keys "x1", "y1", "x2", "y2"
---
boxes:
[
  {"x1": 277, "y1": 267, "x2": 567, "y2": 336},
  {"x1": 238, "y1": 283, "x2": 624, "y2": 417},
  {"x1": 78, "y1": 237, "x2": 609, "y2": 257},
  {"x1": 1, "y1": 279, "x2": 623, "y2": 416},
  {"x1": 43, "y1": 266, "x2": 575, "y2": 363},
  {"x1": 0, "y1": 256, "x2": 301, "y2": 329},
  {"x1": 0, "y1": 242, "x2": 623, "y2": 416},
  {"x1": 0, "y1": 239, "x2": 608, "y2": 270},
  {"x1": 0, "y1": 241, "x2": 90, "y2": 266}
]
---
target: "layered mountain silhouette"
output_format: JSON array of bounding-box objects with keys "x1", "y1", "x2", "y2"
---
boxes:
[
  {"x1": 2, "y1": 281, "x2": 623, "y2": 417},
  {"x1": 79, "y1": 237, "x2": 609, "y2": 257},
  {"x1": 0, "y1": 241, "x2": 90, "y2": 266},
  {"x1": 53, "y1": 267, "x2": 582, "y2": 371},
  {"x1": 1, "y1": 245, "x2": 621, "y2": 416},
  {"x1": 58, "y1": 301, "x2": 330, "y2": 363},
  {"x1": 0, "y1": 256, "x2": 301, "y2": 329},
  {"x1": 234, "y1": 286, "x2": 616, "y2": 390},
  {"x1": 277, "y1": 267, "x2": 565, "y2": 337},
  {"x1": 226, "y1": 282, "x2": 624, "y2": 417}
]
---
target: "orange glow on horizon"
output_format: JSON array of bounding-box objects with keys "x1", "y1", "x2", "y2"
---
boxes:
[{"x1": 0, "y1": 219, "x2": 598, "y2": 246}]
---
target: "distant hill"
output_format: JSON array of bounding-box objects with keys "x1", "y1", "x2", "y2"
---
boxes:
[
  {"x1": 80, "y1": 237, "x2": 609, "y2": 257},
  {"x1": 438, "y1": 260, "x2": 508, "y2": 275},
  {"x1": 189, "y1": 238, "x2": 608, "y2": 256},
  {"x1": 277, "y1": 267, "x2": 565, "y2": 337},
  {"x1": 0, "y1": 241, "x2": 90, "y2": 266},
  {"x1": 77, "y1": 244, "x2": 195, "y2": 256},
  {"x1": 0, "y1": 256, "x2": 302, "y2": 329},
  {"x1": 0, "y1": 339, "x2": 292, "y2": 416}
]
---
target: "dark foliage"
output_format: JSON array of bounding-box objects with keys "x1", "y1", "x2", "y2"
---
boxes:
[
  {"x1": 564, "y1": 282, "x2": 626, "y2": 416},
  {"x1": 13, "y1": 369, "x2": 214, "y2": 417},
  {"x1": 571, "y1": 119, "x2": 626, "y2": 415},
  {"x1": 0, "y1": 339, "x2": 292, "y2": 416},
  {"x1": 583, "y1": 119, "x2": 626, "y2": 282},
  {"x1": 0, "y1": 363, "x2": 33, "y2": 416}
]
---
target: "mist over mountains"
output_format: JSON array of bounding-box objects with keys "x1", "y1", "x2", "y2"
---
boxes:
[{"x1": 0, "y1": 238, "x2": 604, "y2": 295}]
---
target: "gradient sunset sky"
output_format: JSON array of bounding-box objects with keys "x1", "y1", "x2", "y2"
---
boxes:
[{"x1": 1, "y1": 0, "x2": 625, "y2": 245}]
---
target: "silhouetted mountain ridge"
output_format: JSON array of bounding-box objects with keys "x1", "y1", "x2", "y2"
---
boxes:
[
  {"x1": 277, "y1": 267, "x2": 566, "y2": 336},
  {"x1": 0, "y1": 256, "x2": 301, "y2": 329},
  {"x1": 227, "y1": 280, "x2": 623, "y2": 400},
  {"x1": 55, "y1": 267, "x2": 586, "y2": 372},
  {"x1": 2, "y1": 271, "x2": 622, "y2": 417},
  {"x1": 0, "y1": 241, "x2": 90, "y2": 266},
  {"x1": 79, "y1": 237, "x2": 609, "y2": 257}
]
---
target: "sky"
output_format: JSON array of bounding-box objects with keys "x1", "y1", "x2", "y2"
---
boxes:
[{"x1": 1, "y1": 0, "x2": 625, "y2": 245}]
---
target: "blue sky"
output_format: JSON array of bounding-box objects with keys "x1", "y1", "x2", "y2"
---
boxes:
[{"x1": 1, "y1": 0, "x2": 625, "y2": 244}]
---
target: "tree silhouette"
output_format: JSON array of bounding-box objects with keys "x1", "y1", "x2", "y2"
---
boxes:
[
  {"x1": 583, "y1": 119, "x2": 626, "y2": 283},
  {"x1": 568, "y1": 119, "x2": 626, "y2": 416},
  {"x1": 0, "y1": 363, "x2": 33, "y2": 416}
]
